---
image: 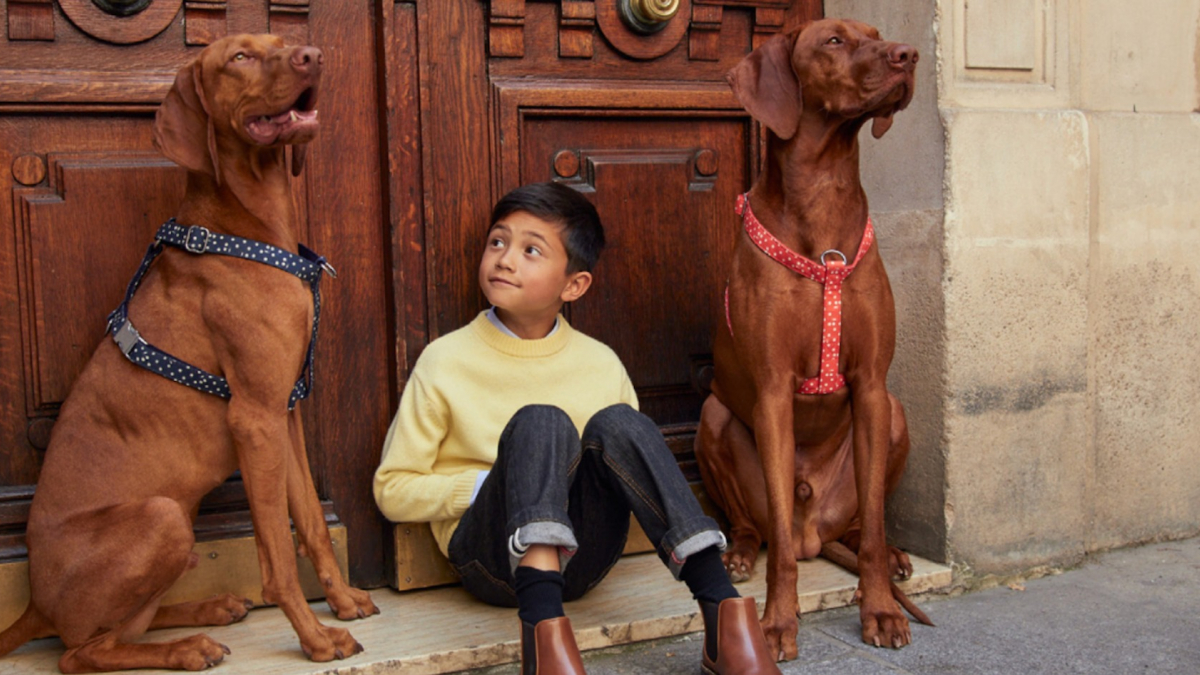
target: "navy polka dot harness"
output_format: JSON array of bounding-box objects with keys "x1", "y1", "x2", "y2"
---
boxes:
[{"x1": 104, "y1": 219, "x2": 335, "y2": 410}]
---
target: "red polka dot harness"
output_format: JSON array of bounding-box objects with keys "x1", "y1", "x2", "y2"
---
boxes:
[{"x1": 726, "y1": 193, "x2": 876, "y2": 395}]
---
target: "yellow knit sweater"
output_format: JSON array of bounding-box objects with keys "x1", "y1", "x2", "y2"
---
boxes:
[{"x1": 373, "y1": 311, "x2": 639, "y2": 556}]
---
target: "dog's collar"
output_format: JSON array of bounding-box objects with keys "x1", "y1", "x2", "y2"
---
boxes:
[
  {"x1": 104, "y1": 219, "x2": 334, "y2": 410},
  {"x1": 729, "y1": 193, "x2": 874, "y2": 395},
  {"x1": 153, "y1": 219, "x2": 336, "y2": 282}
]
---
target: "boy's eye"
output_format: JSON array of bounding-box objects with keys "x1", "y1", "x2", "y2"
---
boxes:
[
  {"x1": 525, "y1": 246, "x2": 542, "y2": 256},
  {"x1": 489, "y1": 237, "x2": 505, "y2": 248}
]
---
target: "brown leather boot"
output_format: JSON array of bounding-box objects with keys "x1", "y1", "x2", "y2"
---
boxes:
[
  {"x1": 700, "y1": 597, "x2": 782, "y2": 675},
  {"x1": 520, "y1": 616, "x2": 586, "y2": 675}
]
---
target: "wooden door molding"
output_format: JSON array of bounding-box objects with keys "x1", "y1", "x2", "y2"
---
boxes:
[
  {"x1": 492, "y1": 78, "x2": 743, "y2": 195},
  {"x1": 13, "y1": 152, "x2": 185, "y2": 414}
]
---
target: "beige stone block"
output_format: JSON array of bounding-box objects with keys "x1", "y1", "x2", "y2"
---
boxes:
[
  {"x1": 1093, "y1": 113, "x2": 1200, "y2": 245},
  {"x1": 1080, "y1": 0, "x2": 1200, "y2": 112},
  {"x1": 965, "y1": 0, "x2": 1038, "y2": 71},
  {"x1": 1089, "y1": 115, "x2": 1200, "y2": 545},
  {"x1": 938, "y1": 0, "x2": 1071, "y2": 110},
  {"x1": 1090, "y1": 248, "x2": 1200, "y2": 548},
  {"x1": 943, "y1": 111, "x2": 1090, "y2": 399},
  {"x1": 942, "y1": 242, "x2": 1090, "y2": 573},
  {"x1": 945, "y1": 109, "x2": 1089, "y2": 244},
  {"x1": 943, "y1": 244, "x2": 1089, "y2": 408},
  {"x1": 945, "y1": 242, "x2": 1089, "y2": 401},
  {"x1": 945, "y1": 391, "x2": 1089, "y2": 573}
]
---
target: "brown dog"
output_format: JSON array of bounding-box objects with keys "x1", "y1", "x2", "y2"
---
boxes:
[
  {"x1": 695, "y1": 19, "x2": 922, "y2": 660},
  {"x1": 0, "y1": 34, "x2": 378, "y2": 672}
]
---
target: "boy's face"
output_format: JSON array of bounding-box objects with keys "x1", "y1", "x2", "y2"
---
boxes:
[{"x1": 479, "y1": 210, "x2": 592, "y2": 325}]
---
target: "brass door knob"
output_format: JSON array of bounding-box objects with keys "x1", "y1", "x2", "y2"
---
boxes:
[{"x1": 619, "y1": 0, "x2": 680, "y2": 34}]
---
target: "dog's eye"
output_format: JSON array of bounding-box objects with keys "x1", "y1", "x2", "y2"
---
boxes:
[
  {"x1": 231, "y1": 52, "x2": 251, "y2": 62},
  {"x1": 826, "y1": 36, "x2": 843, "y2": 46}
]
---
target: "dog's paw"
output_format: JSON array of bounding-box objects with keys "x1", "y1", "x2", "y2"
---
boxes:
[
  {"x1": 888, "y1": 546, "x2": 913, "y2": 580},
  {"x1": 760, "y1": 609, "x2": 799, "y2": 662},
  {"x1": 722, "y1": 547, "x2": 757, "y2": 583},
  {"x1": 201, "y1": 593, "x2": 253, "y2": 626},
  {"x1": 328, "y1": 586, "x2": 380, "y2": 621},
  {"x1": 301, "y1": 624, "x2": 364, "y2": 662},
  {"x1": 166, "y1": 634, "x2": 230, "y2": 670},
  {"x1": 859, "y1": 594, "x2": 911, "y2": 649}
]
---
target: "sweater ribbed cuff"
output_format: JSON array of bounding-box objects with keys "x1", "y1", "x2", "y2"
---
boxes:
[{"x1": 450, "y1": 471, "x2": 478, "y2": 516}]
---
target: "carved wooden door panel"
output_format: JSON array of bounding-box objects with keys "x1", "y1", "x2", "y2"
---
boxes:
[{"x1": 0, "y1": 0, "x2": 392, "y2": 608}]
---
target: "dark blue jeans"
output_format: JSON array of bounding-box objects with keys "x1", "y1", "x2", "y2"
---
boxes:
[{"x1": 447, "y1": 403, "x2": 725, "y2": 607}]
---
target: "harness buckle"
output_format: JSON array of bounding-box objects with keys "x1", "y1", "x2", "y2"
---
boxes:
[
  {"x1": 184, "y1": 226, "x2": 212, "y2": 254},
  {"x1": 112, "y1": 320, "x2": 145, "y2": 357},
  {"x1": 321, "y1": 261, "x2": 338, "y2": 278}
]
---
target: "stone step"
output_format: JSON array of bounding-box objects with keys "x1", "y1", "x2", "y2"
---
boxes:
[{"x1": 5, "y1": 552, "x2": 951, "y2": 674}]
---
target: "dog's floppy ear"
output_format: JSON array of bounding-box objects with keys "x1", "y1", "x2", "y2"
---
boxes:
[
  {"x1": 871, "y1": 114, "x2": 894, "y2": 139},
  {"x1": 154, "y1": 60, "x2": 222, "y2": 184},
  {"x1": 726, "y1": 31, "x2": 802, "y2": 140}
]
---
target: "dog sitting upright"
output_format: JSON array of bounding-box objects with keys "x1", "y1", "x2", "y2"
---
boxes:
[
  {"x1": 695, "y1": 19, "x2": 925, "y2": 660},
  {"x1": 0, "y1": 34, "x2": 378, "y2": 672}
]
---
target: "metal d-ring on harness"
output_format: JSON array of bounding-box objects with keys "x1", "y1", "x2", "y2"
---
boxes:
[{"x1": 104, "y1": 218, "x2": 336, "y2": 410}]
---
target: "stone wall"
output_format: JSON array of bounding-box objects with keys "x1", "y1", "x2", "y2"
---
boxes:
[
  {"x1": 824, "y1": 0, "x2": 948, "y2": 562},
  {"x1": 827, "y1": 0, "x2": 1200, "y2": 575}
]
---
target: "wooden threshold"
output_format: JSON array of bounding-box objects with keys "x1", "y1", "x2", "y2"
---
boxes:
[
  {"x1": 0, "y1": 525, "x2": 348, "y2": 630},
  {"x1": 4, "y1": 551, "x2": 950, "y2": 674}
]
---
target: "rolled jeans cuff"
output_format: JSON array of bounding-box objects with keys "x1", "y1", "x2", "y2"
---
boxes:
[
  {"x1": 508, "y1": 520, "x2": 579, "y2": 575},
  {"x1": 663, "y1": 521, "x2": 726, "y2": 579}
]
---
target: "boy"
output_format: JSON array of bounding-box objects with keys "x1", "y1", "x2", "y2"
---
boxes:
[{"x1": 374, "y1": 182, "x2": 781, "y2": 674}]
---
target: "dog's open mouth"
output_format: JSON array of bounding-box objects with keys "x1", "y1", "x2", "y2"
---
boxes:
[{"x1": 245, "y1": 87, "x2": 319, "y2": 145}]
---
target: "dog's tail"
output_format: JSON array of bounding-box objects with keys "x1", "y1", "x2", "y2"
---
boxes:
[
  {"x1": 821, "y1": 541, "x2": 935, "y2": 627},
  {"x1": 0, "y1": 603, "x2": 52, "y2": 658}
]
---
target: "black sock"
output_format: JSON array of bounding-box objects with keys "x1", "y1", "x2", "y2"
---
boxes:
[
  {"x1": 680, "y1": 546, "x2": 739, "y2": 604},
  {"x1": 514, "y1": 566, "x2": 566, "y2": 626}
]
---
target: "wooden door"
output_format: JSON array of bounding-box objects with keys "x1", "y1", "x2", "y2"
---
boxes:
[
  {"x1": 0, "y1": 0, "x2": 823, "y2": 603},
  {"x1": 0, "y1": 0, "x2": 392, "y2": 596},
  {"x1": 380, "y1": 0, "x2": 820, "y2": 584}
]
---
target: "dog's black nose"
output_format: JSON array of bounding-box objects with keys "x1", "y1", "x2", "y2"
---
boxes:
[{"x1": 290, "y1": 46, "x2": 324, "y2": 75}]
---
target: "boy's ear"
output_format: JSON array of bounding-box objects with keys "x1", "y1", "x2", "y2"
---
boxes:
[{"x1": 560, "y1": 271, "x2": 593, "y2": 304}]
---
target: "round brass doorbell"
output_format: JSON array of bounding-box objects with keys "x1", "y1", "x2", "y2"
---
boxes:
[{"x1": 618, "y1": 0, "x2": 681, "y2": 34}]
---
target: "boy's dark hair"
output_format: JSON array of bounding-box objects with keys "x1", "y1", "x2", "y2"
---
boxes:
[{"x1": 489, "y1": 182, "x2": 606, "y2": 273}]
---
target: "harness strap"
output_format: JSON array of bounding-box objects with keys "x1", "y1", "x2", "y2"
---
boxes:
[
  {"x1": 105, "y1": 219, "x2": 334, "y2": 410},
  {"x1": 727, "y1": 193, "x2": 874, "y2": 395}
]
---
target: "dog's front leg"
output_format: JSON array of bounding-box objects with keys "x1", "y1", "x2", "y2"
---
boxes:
[
  {"x1": 754, "y1": 384, "x2": 800, "y2": 662},
  {"x1": 848, "y1": 381, "x2": 910, "y2": 648},
  {"x1": 227, "y1": 400, "x2": 362, "y2": 661},
  {"x1": 285, "y1": 410, "x2": 380, "y2": 621}
]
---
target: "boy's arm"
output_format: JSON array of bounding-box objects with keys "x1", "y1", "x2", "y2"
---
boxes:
[
  {"x1": 621, "y1": 369, "x2": 640, "y2": 411},
  {"x1": 373, "y1": 374, "x2": 480, "y2": 523}
]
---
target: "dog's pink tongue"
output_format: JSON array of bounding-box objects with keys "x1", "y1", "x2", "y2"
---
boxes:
[{"x1": 247, "y1": 118, "x2": 278, "y2": 144}]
